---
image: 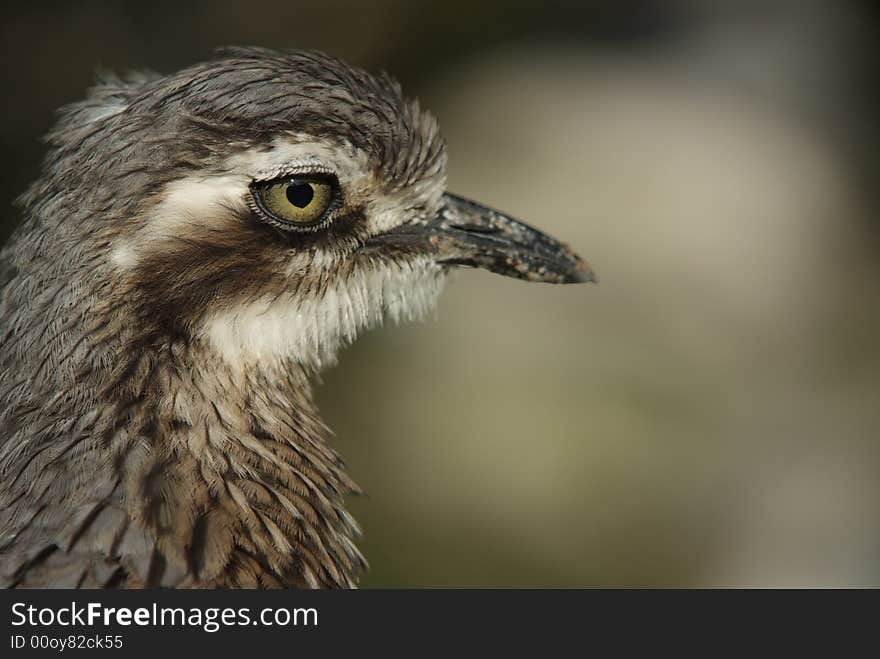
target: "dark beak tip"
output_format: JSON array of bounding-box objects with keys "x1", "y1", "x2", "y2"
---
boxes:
[
  {"x1": 560, "y1": 258, "x2": 597, "y2": 284},
  {"x1": 570, "y1": 265, "x2": 598, "y2": 284}
]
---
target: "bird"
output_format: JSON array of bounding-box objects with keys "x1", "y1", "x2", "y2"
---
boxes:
[{"x1": 0, "y1": 47, "x2": 593, "y2": 588}]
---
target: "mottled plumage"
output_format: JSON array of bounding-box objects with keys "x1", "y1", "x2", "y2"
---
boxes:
[{"x1": 0, "y1": 47, "x2": 591, "y2": 588}]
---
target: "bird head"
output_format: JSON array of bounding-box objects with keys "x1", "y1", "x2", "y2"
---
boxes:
[
  {"x1": 28, "y1": 47, "x2": 592, "y2": 373},
  {"x1": 1, "y1": 47, "x2": 596, "y2": 589}
]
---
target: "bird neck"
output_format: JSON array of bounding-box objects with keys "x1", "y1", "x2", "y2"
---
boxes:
[
  {"x1": 100, "y1": 335, "x2": 366, "y2": 587},
  {"x1": 0, "y1": 277, "x2": 365, "y2": 587}
]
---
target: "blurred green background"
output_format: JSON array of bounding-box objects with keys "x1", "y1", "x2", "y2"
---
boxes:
[{"x1": 2, "y1": 0, "x2": 879, "y2": 587}]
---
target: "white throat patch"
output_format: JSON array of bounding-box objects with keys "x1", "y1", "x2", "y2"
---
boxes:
[{"x1": 201, "y1": 257, "x2": 446, "y2": 370}]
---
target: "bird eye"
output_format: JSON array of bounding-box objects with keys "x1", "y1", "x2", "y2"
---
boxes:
[{"x1": 250, "y1": 175, "x2": 337, "y2": 229}]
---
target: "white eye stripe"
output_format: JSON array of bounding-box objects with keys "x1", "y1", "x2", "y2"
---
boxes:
[
  {"x1": 232, "y1": 136, "x2": 369, "y2": 188},
  {"x1": 250, "y1": 161, "x2": 337, "y2": 184}
]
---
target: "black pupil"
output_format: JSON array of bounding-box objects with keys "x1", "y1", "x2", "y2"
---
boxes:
[{"x1": 286, "y1": 181, "x2": 314, "y2": 208}]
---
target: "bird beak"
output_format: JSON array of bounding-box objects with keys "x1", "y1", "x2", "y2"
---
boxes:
[{"x1": 365, "y1": 193, "x2": 596, "y2": 284}]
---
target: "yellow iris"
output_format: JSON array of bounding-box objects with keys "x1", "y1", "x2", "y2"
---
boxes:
[{"x1": 258, "y1": 176, "x2": 333, "y2": 225}]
